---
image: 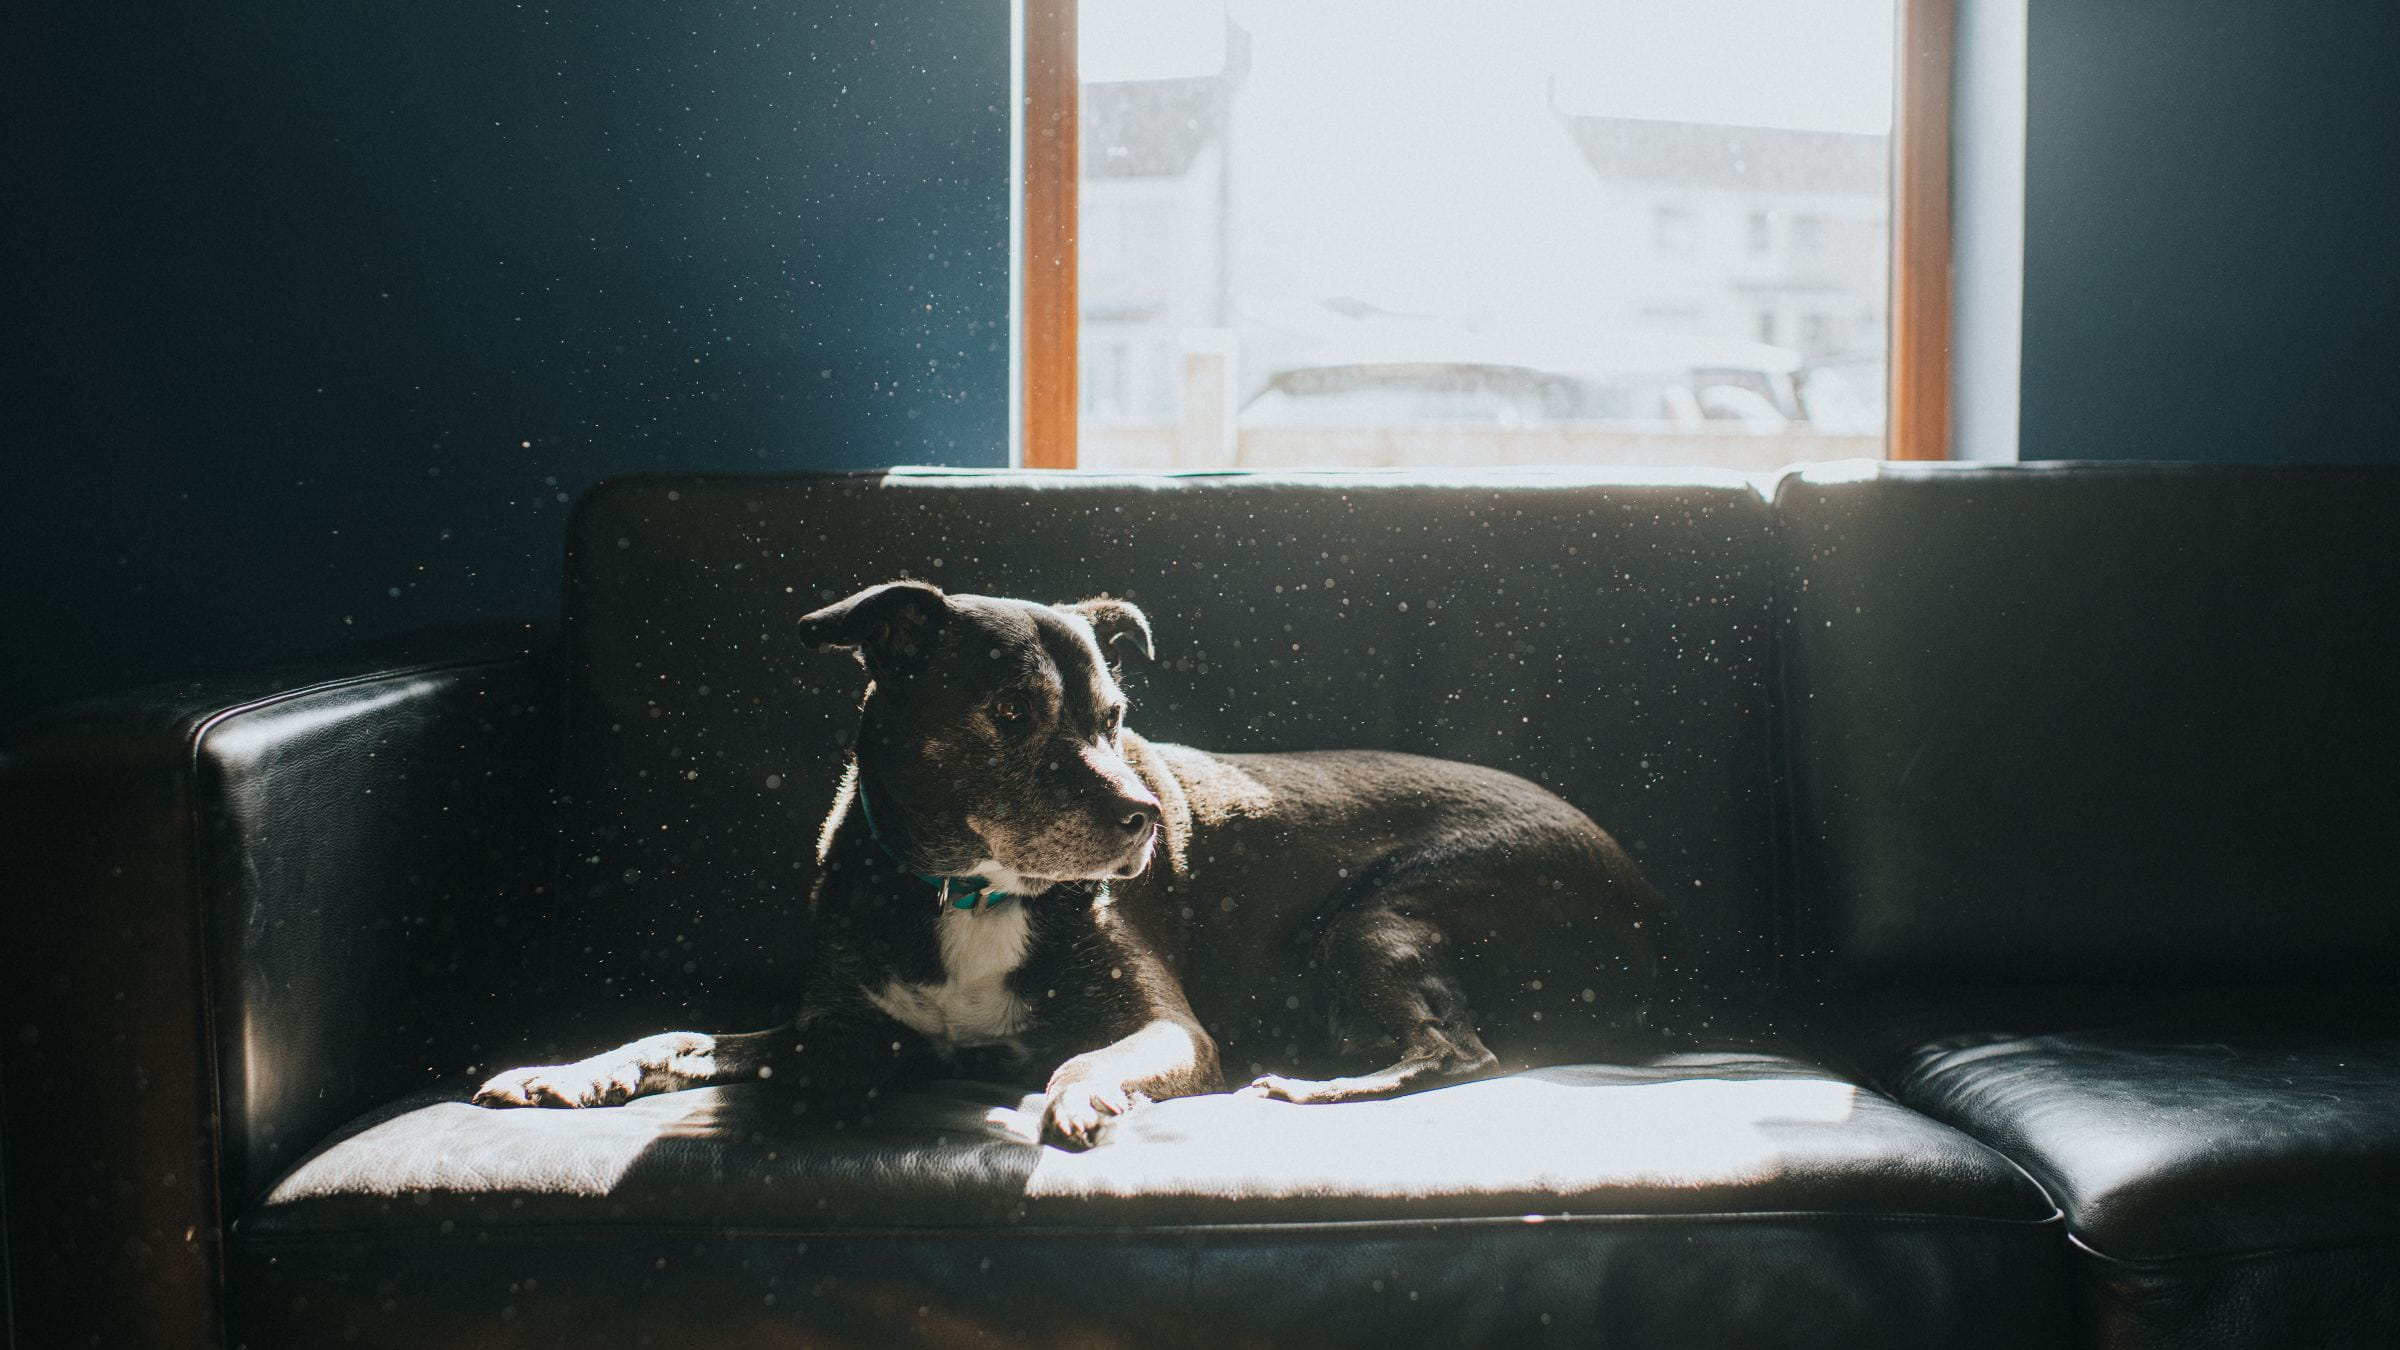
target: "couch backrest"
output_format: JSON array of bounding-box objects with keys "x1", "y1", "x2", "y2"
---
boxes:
[
  {"x1": 1777, "y1": 462, "x2": 2400, "y2": 986},
  {"x1": 559, "y1": 470, "x2": 1780, "y2": 1033}
]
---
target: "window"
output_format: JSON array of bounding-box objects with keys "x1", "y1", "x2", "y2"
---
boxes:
[
  {"x1": 1023, "y1": 0, "x2": 1956, "y2": 468},
  {"x1": 1653, "y1": 205, "x2": 1702, "y2": 255}
]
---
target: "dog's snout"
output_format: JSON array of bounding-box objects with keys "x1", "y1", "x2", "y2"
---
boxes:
[
  {"x1": 1081, "y1": 745, "x2": 1158, "y2": 837},
  {"x1": 1106, "y1": 793, "x2": 1159, "y2": 879},
  {"x1": 1113, "y1": 801, "x2": 1155, "y2": 838}
]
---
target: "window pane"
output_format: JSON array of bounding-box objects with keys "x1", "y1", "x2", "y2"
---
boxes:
[{"x1": 1077, "y1": 0, "x2": 1895, "y2": 471}]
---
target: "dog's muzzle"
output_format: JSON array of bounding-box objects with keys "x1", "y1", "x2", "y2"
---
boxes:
[{"x1": 1108, "y1": 811, "x2": 1158, "y2": 879}]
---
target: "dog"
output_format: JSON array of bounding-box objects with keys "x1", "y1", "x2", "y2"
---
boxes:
[{"x1": 476, "y1": 581, "x2": 1675, "y2": 1146}]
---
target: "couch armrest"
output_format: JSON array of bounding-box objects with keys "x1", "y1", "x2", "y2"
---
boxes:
[{"x1": 0, "y1": 632, "x2": 564, "y2": 1348}]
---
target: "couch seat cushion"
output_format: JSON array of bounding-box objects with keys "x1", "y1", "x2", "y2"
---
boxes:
[
  {"x1": 242, "y1": 1052, "x2": 2050, "y2": 1236},
  {"x1": 1833, "y1": 988, "x2": 2400, "y2": 1263}
]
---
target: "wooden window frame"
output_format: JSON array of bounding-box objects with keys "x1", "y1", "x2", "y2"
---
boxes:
[
  {"x1": 1017, "y1": 0, "x2": 1955, "y2": 468},
  {"x1": 1018, "y1": 0, "x2": 1080, "y2": 468},
  {"x1": 1888, "y1": 0, "x2": 1954, "y2": 461}
]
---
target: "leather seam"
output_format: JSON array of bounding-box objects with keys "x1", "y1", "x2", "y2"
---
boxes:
[
  {"x1": 1866, "y1": 1071, "x2": 2070, "y2": 1227},
  {"x1": 234, "y1": 1205, "x2": 2067, "y2": 1247},
  {"x1": 2069, "y1": 1227, "x2": 2400, "y2": 1271}
]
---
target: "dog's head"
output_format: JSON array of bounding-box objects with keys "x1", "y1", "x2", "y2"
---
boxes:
[{"x1": 798, "y1": 581, "x2": 1161, "y2": 889}]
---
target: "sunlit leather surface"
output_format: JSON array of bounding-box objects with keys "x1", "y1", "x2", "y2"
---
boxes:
[
  {"x1": 236, "y1": 1056, "x2": 2068, "y2": 1348},
  {"x1": 246, "y1": 1054, "x2": 2049, "y2": 1234}
]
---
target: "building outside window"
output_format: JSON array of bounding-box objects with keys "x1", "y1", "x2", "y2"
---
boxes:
[
  {"x1": 1652, "y1": 204, "x2": 1702, "y2": 254},
  {"x1": 1074, "y1": 0, "x2": 1896, "y2": 472}
]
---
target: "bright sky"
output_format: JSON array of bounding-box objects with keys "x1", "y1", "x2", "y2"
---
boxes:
[
  {"x1": 1080, "y1": 0, "x2": 1895, "y2": 338},
  {"x1": 1083, "y1": 0, "x2": 1895, "y2": 135}
]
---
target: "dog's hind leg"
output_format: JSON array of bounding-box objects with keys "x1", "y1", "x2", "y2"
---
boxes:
[{"x1": 1243, "y1": 907, "x2": 1497, "y2": 1105}]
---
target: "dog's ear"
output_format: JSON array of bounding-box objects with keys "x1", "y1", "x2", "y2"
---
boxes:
[
  {"x1": 1060, "y1": 596, "x2": 1154, "y2": 662},
  {"x1": 797, "y1": 581, "x2": 949, "y2": 667}
]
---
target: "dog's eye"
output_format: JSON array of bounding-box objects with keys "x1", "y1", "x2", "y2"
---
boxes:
[
  {"x1": 991, "y1": 693, "x2": 1028, "y2": 725},
  {"x1": 1102, "y1": 706, "x2": 1124, "y2": 736}
]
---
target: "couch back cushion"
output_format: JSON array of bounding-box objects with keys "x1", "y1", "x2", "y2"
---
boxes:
[
  {"x1": 558, "y1": 470, "x2": 1778, "y2": 1034},
  {"x1": 1777, "y1": 463, "x2": 2400, "y2": 985}
]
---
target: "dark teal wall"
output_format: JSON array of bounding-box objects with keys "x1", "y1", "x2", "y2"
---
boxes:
[
  {"x1": 4, "y1": 3, "x2": 1011, "y2": 722},
  {"x1": 2022, "y1": 0, "x2": 2400, "y2": 463}
]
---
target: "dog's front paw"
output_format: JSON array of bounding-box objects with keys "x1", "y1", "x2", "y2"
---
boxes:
[
  {"x1": 1041, "y1": 1079, "x2": 1133, "y2": 1148},
  {"x1": 473, "y1": 1061, "x2": 641, "y2": 1109}
]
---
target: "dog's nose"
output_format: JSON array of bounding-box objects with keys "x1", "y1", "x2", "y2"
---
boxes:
[{"x1": 1113, "y1": 802, "x2": 1155, "y2": 839}]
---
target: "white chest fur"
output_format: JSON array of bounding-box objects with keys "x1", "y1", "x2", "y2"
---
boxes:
[{"x1": 865, "y1": 902, "x2": 1034, "y2": 1050}]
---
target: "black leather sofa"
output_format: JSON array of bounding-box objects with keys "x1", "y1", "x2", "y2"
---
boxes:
[{"x1": 5, "y1": 462, "x2": 2393, "y2": 1348}]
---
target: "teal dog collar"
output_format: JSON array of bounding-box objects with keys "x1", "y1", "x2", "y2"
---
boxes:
[{"x1": 854, "y1": 782, "x2": 1014, "y2": 912}]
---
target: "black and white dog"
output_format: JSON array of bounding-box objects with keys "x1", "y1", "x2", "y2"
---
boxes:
[{"x1": 478, "y1": 582, "x2": 1673, "y2": 1146}]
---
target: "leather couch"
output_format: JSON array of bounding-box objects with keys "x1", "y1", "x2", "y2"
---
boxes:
[{"x1": 4, "y1": 463, "x2": 2392, "y2": 1347}]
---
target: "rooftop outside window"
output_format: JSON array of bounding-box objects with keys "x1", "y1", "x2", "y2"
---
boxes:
[{"x1": 1068, "y1": 0, "x2": 1899, "y2": 473}]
